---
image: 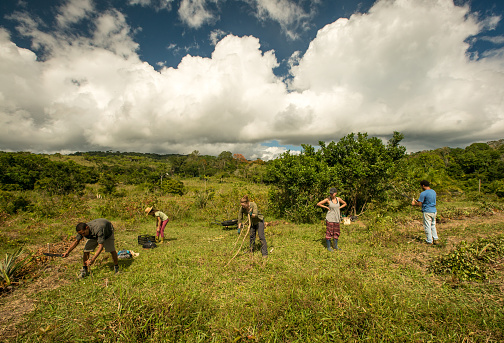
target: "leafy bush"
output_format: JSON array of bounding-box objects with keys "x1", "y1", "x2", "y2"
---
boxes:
[
  {"x1": 266, "y1": 145, "x2": 333, "y2": 223},
  {"x1": 0, "y1": 191, "x2": 31, "y2": 214},
  {"x1": 99, "y1": 173, "x2": 118, "y2": 195},
  {"x1": 161, "y1": 178, "x2": 184, "y2": 195},
  {"x1": 278, "y1": 191, "x2": 322, "y2": 223},
  {"x1": 488, "y1": 180, "x2": 504, "y2": 198},
  {"x1": 429, "y1": 235, "x2": 504, "y2": 281}
]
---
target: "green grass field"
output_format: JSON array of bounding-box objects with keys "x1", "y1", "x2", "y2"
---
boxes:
[{"x1": 1, "y1": 179, "x2": 503, "y2": 342}]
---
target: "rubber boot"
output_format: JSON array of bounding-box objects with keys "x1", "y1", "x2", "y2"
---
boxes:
[
  {"x1": 334, "y1": 239, "x2": 341, "y2": 251},
  {"x1": 159, "y1": 237, "x2": 164, "y2": 244},
  {"x1": 155, "y1": 236, "x2": 159, "y2": 243},
  {"x1": 326, "y1": 239, "x2": 333, "y2": 252}
]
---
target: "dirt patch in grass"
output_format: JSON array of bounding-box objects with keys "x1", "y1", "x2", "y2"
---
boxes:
[
  {"x1": 398, "y1": 211, "x2": 504, "y2": 249},
  {"x1": 0, "y1": 240, "x2": 77, "y2": 339},
  {"x1": 387, "y1": 211, "x2": 504, "y2": 278}
]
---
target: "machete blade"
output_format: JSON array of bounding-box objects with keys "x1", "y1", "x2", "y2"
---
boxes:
[{"x1": 43, "y1": 253, "x2": 63, "y2": 257}]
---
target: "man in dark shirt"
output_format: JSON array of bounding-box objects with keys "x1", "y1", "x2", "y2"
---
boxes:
[{"x1": 63, "y1": 218, "x2": 119, "y2": 277}]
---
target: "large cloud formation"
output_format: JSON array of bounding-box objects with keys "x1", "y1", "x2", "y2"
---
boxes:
[{"x1": 0, "y1": 0, "x2": 503, "y2": 159}]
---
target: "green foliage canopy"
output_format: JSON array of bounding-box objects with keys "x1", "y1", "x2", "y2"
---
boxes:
[
  {"x1": 266, "y1": 132, "x2": 407, "y2": 222},
  {"x1": 317, "y1": 132, "x2": 407, "y2": 215},
  {"x1": 266, "y1": 145, "x2": 333, "y2": 223},
  {"x1": 0, "y1": 152, "x2": 95, "y2": 194}
]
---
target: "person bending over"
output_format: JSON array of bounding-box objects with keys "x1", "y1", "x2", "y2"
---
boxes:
[{"x1": 63, "y1": 218, "x2": 119, "y2": 277}]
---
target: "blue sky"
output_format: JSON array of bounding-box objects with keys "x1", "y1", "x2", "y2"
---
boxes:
[{"x1": 1, "y1": 0, "x2": 503, "y2": 159}]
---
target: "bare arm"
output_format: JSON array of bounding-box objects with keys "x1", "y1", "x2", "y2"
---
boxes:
[
  {"x1": 317, "y1": 198, "x2": 330, "y2": 211},
  {"x1": 338, "y1": 197, "x2": 347, "y2": 210},
  {"x1": 85, "y1": 244, "x2": 104, "y2": 266},
  {"x1": 62, "y1": 239, "x2": 81, "y2": 258},
  {"x1": 237, "y1": 207, "x2": 244, "y2": 229},
  {"x1": 411, "y1": 199, "x2": 421, "y2": 206}
]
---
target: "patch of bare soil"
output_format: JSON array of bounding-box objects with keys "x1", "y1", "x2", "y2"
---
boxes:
[
  {"x1": 0, "y1": 241, "x2": 77, "y2": 339},
  {"x1": 391, "y1": 212, "x2": 504, "y2": 282},
  {"x1": 406, "y1": 211, "x2": 504, "y2": 248}
]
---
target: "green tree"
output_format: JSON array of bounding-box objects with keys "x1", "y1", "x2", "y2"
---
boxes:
[
  {"x1": 161, "y1": 178, "x2": 185, "y2": 195},
  {"x1": 266, "y1": 145, "x2": 333, "y2": 223},
  {"x1": 0, "y1": 152, "x2": 94, "y2": 194},
  {"x1": 99, "y1": 173, "x2": 118, "y2": 195},
  {"x1": 217, "y1": 151, "x2": 237, "y2": 172},
  {"x1": 317, "y1": 132, "x2": 407, "y2": 215}
]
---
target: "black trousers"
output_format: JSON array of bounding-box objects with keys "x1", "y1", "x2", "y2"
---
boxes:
[{"x1": 250, "y1": 220, "x2": 268, "y2": 256}]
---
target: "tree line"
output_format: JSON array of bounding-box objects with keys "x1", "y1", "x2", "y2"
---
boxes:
[
  {"x1": 0, "y1": 134, "x2": 502, "y2": 220},
  {"x1": 0, "y1": 149, "x2": 266, "y2": 196},
  {"x1": 265, "y1": 133, "x2": 504, "y2": 223}
]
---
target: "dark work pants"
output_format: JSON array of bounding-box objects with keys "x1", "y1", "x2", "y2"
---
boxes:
[{"x1": 250, "y1": 220, "x2": 268, "y2": 256}]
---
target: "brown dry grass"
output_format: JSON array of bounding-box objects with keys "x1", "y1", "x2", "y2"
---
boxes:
[{"x1": 0, "y1": 240, "x2": 77, "y2": 339}]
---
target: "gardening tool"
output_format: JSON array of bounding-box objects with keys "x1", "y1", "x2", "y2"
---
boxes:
[
  {"x1": 43, "y1": 253, "x2": 63, "y2": 257},
  {"x1": 391, "y1": 184, "x2": 415, "y2": 201}
]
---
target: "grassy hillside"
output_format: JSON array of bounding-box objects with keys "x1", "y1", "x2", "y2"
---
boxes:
[{"x1": 1, "y1": 178, "x2": 503, "y2": 342}]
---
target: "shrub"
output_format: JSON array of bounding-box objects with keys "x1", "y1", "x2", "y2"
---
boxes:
[
  {"x1": 161, "y1": 178, "x2": 184, "y2": 195},
  {"x1": 194, "y1": 188, "x2": 215, "y2": 209},
  {"x1": 429, "y1": 235, "x2": 504, "y2": 281},
  {"x1": 0, "y1": 191, "x2": 31, "y2": 214}
]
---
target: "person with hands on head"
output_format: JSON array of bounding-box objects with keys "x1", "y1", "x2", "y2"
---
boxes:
[
  {"x1": 411, "y1": 180, "x2": 438, "y2": 245},
  {"x1": 62, "y1": 218, "x2": 119, "y2": 278},
  {"x1": 237, "y1": 195, "x2": 268, "y2": 258},
  {"x1": 317, "y1": 187, "x2": 347, "y2": 251}
]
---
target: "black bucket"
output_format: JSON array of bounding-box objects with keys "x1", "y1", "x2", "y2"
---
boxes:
[{"x1": 138, "y1": 235, "x2": 156, "y2": 245}]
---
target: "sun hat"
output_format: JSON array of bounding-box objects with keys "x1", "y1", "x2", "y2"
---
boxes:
[
  {"x1": 329, "y1": 188, "x2": 337, "y2": 194},
  {"x1": 144, "y1": 206, "x2": 153, "y2": 215}
]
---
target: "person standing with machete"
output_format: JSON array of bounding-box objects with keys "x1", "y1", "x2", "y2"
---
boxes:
[{"x1": 62, "y1": 218, "x2": 119, "y2": 278}]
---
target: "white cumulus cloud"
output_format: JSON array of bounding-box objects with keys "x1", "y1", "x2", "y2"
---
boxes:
[
  {"x1": 178, "y1": 0, "x2": 219, "y2": 28},
  {"x1": 287, "y1": 0, "x2": 504, "y2": 149},
  {"x1": 56, "y1": 0, "x2": 94, "y2": 28},
  {"x1": 0, "y1": 0, "x2": 503, "y2": 159},
  {"x1": 249, "y1": 0, "x2": 312, "y2": 40}
]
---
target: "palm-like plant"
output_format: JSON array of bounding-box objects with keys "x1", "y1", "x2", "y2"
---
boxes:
[{"x1": 0, "y1": 247, "x2": 32, "y2": 286}]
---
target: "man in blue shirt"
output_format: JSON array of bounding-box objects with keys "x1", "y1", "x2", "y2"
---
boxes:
[{"x1": 412, "y1": 180, "x2": 438, "y2": 245}]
